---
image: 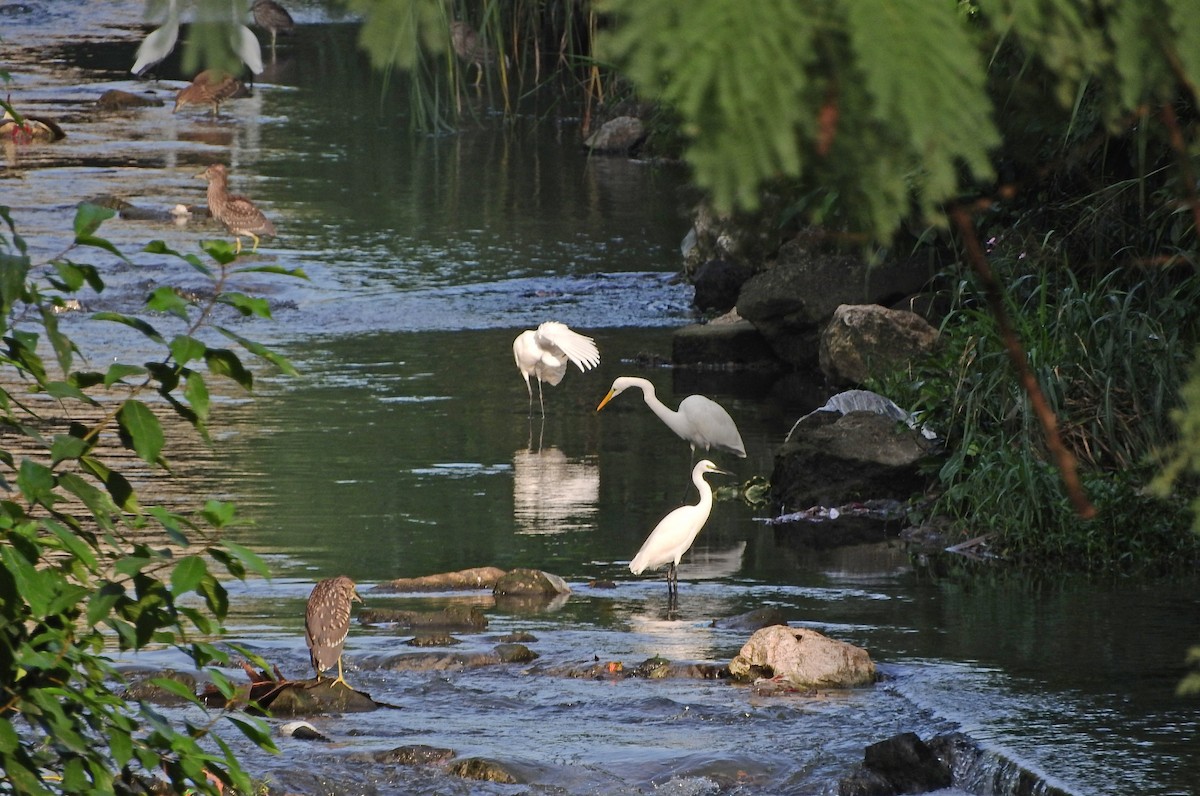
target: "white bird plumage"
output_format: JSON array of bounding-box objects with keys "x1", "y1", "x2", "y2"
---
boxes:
[
  {"x1": 131, "y1": 0, "x2": 181, "y2": 76},
  {"x1": 629, "y1": 459, "x2": 731, "y2": 595},
  {"x1": 513, "y1": 322, "x2": 600, "y2": 416},
  {"x1": 596, "y1": 376, "x2": 746, "y2": 458}
]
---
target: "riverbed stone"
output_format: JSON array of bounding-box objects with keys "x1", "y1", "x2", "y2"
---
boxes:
[
  {"x1": 671, "y1": 312, "x2": 778, "y2": 368},
  {"x1": 819, "y1": 304, "x2": 940, "y2": 386},
  {"x1": 374, "y1": 566, "x2": 506, "y2": 592},
  {"x1": 693, "y1": 258, "x2": 755, "y2": 311},
  {"x1": 359, "y1": 604, "x2": 488, "y2": 631},
  {"x1": 710, "y1": 606, "x2": 788, "y2": 631},
  {"x1": 770, "y1": 410, "x2": 929, "y2": 515},
  {"x1": 96, "y1": 88, "x2": 164, "y2": 109},
  {"x1": 493, "y1": 568, "x2": 571, "y2": 596},
  {"x1": 582, "y1": 115, "x2": 646, "y2": 155},
  {"x1": 263, "y1": 679, "x2": 383, "y2": 715},
  {"x1": 728, "y1": 625, "x2": 876, "y2": 688},
  {"x1": 368, "y1": 744, "x2": 456, "y2": 766},
  {"x1": 448, "y1": 757, "x2": 520, "y2": 784},
  {"x1": 736, "y1": 241, "x2": 931, "y2": 366}
]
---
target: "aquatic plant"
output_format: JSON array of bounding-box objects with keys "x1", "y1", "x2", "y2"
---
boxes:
[{"x1": 0, "y1": 204, "x2": 303, "y2": 794}]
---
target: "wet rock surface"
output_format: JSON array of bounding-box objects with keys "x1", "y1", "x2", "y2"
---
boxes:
[
  {"x1": 358, "y1": 604, "x2": 488, "y2": 631},
  {"x1": 729, "y1": 625, "x2": 876, "y2": 688}
]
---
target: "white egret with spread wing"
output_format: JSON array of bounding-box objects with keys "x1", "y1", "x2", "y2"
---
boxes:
[
  {"x1": 629, "y1": 459, "x2": 732, "y2": 595},
  {"x1": 513, "y1": 322, "x2": 600, "y2": 416},
  {"x1": 596, "y1": 376, "x2": 746, "y2": 458}
]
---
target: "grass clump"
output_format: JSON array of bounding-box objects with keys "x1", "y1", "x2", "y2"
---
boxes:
[{"x1": 887, "y1": 253, "x2": 1200, "y2": 573}]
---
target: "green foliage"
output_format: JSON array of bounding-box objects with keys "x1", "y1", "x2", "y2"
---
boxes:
[
  {"x1": 0, "y1": 205, "x2": 294, "y2": 793},
  {"x1": 882, "y1": 255, "x2": 1200, "y2": 571}
]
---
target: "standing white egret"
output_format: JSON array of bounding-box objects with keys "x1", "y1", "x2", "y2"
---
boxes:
[
  {"x1": 596, "y1": 376, "x2": 746, "y2": 458},
  {"x1": 629, "y1": 459, "x2": 732, "y2": 595},
  {"x1": 513, "y1": 322, "x2": 600, "y2": 416},
  {"x1": 131, "y1": 0, "x2": 181, "y2": 76}
]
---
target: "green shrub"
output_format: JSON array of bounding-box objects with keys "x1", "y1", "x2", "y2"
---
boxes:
[
  {"x1": 886, "y1": 255, "x2": 1200, "y2": 571},
  {"x1": 0, "y1": 204, "x2": 300, "y2": 794}
]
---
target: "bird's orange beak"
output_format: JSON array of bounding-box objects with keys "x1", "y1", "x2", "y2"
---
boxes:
[{"x1": 596, "y1": 390, "x2": 616, "y2": 412}]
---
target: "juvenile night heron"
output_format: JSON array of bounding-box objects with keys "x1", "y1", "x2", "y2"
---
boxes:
[
  {"x1": 251, "y1": 0, "x2": 294, "y2": 61},
  {"x1": 597, "y1": 376, "x2": 746, "y2": 459},
  {"x1": 197, "y1": 163, "x2": 276, "y2": 253},
  {"x1": 513, "y1": 321, "x2": 600, "y2": 417},
  {"x1": 451, "y1": 20, "x2": 494, "y2": 86},
  {"x1": 629, "y1": 460, "x2": 732, "y2": 596},
  {"x1": 174, "y1": 69, "x2": 247, "y2": 117},
  {"x1": 304, "y1": 575, "x2": 362, "y2": 687}
]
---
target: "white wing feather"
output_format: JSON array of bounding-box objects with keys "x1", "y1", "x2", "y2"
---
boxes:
[{"x1": 534, "y1": 322, "x2": 599, "y2": 372}]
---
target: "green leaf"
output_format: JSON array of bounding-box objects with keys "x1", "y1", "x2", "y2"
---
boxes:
[
  {"x1": 87, "y1": 582, "x2": 127, "y2": 625},
  {"x1": 169, "y1": 335, "x2": 208, "y2": 367},
  {"x1": 80, "y1": 455, "x2": 141, "y2": 513},
  {"x1": 17, "y1": 458, "x2": 56, "y2": 506},
  {"x1": 90, "y1": 311, "x2": 165, "y2": 345},
  {"x1": 204, "y1": 348, "x2": 253, "y2": 389},
  {"x1": 147, "y1": 677, "x2": 203, "y2": 707},
  {"x1": 218, "y1": 541, "x2": 269, "y2": 579},
  {"x1": 45, "y1": 380, "x2": 96, "y2": 404},
  {"x1": 104, "y1": 362, "x2": 147, "y2": 386},
  {"x1": 73, "y1": 203, "x2": 115, "y2": 238},
  {"x1": 147, "y1": 506, "x2": 191, "y2": 546},
  {"x1": 202, "y1": 500, "x2": 237, "y2": 528},
  {"x1": 200, "y1": 239, "x2": 238, "y2": 265},
  {"x1": 171, "y1": 555, "x2": 208, "y2": 596},
  {"x1": 183, "y1": 370, "x2": 210, "y2": 423},
  {"x1": 217, "y1": 291, "x2": 271, "y2": 318},
  {"x1": 75, "y1": 233, "x2": 129, "y2": 262},
  {"x1": 117, "y1": 400, "x2": 165, "y2": 465},
  {"x1": 51, "y1": 433, "x2": 89, "y2": 465},
  {"x1": 216, "y1": 327, "x2": 298, "y2": 376},
  {"x1": 233, "y1": 263, "x2": 309, "y2": 279},
  {"x1": 147, "y1": 287, "x2": 193, "y2": 319},
  {"x1": 143, "y1": 239, "x2": 213, "y2": 277}
]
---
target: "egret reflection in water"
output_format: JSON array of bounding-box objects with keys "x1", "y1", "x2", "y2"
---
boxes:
[{"x1": 512, "y1": 445, "x2": 599, "y2": 535}]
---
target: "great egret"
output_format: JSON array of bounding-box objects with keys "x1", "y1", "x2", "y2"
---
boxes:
[
  {"x1": 629, "y1": 459, "x2": 732, "y2": 595},
  {"x1": 596, "y1": 376, "x2": 746, "y2": 458},
  {"x1": 131, "y1": 0, "x2": 180, "y2": 76},
  {"x1": 197, "y1": 163, "x2": 276, "y2": 253},
  {"x1": 513, "y1": 322, "x2": 600, "y2": 416}
]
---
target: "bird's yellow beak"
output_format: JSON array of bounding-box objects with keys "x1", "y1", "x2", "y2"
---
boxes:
[
  {"x1": 596, "y1": 390, "x2": 616, "y2": 412},
  {"x1": 714, "y1": 467, "x2": 735, "y2": 477},
  {"x1": 351, "y1": 588, "x2": 363, "y2": 604}
]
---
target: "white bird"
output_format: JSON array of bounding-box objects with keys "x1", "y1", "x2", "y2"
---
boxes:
[
  {"x1": 596, "y1": 376, "x2": 746, "y2": 458},
  {"x1": 513, "y1": 322, "x2": 600, "y2": 417},
  {"x1": 131, "y1": 0, "x2": 181, "y2": 76},
  {"x1": 629, "y1": 459, "x2": 732, "y2": 595}
]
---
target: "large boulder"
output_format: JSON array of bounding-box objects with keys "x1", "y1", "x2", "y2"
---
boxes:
[
  {"x1": 729, "y1": 625, "x2": 876, "y2": 688},
  {"x1": 820, "y1": 304, "x2": 939, "y2": 386},
  {"x1": 837, "y1": 732, "x2": 952, "y2": 796},
  {"x1": 671, "y1": 311, "x2": 778, "y2": 368},
  {"x1": 771, "y1": 406, "x2": 931, "y2": 514},
  {"x1": 582, "y1": 116, "x2": 646, "y2": 155},
  {"x1": 374, "y1": 567, "x2": 506, "y2": 592},
  {"x1": 493, "y1": 568, "x2": 571, "y2": 597},
  {"x1": 736, "y1": 241, "x2": 932, "y2": 366},
  {"x1": 692, "y1": 258, "x2": 755, "y2": 312}
]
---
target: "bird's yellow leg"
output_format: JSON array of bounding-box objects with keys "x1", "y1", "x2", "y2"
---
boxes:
[
  {"x1": 249, "y1": 231, "x2": 261, "y2": 252},
  {"x1": 233, "y1": 236, "x2": 243, "y2": 254},
  {"x1": 330, "y1": 656, "x2": 349, "y2": 689}
]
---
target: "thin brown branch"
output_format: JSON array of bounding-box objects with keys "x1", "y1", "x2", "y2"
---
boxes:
[{"x1": 949, "y1": 204, "x2": 1097, "y2": 519}]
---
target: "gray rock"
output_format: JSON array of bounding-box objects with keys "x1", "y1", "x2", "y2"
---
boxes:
[
  {"x1": 671, "y1": 314, "x2": 778, "y2": 368},
  {"x1": 493, "y1": 568, "x2": 571, "y2": 597},
  {"x1": 728, "y1": 625, "x2": 876, "y2": 688},
  {"x1": 771, "y1": 410, "x2": 930, "y2": 514},
  {"x1": 693, "y1": 258, "x2": 755, "y2": 311},
  {"x1": 736, "y1": 242, "x2": 932, "y2": 366},
  {"x1": 583, "y1": 116, "x2": 646, "y2": 154},
  {"x1": 819, "y1": 304, "x2": 939, "y2": 386}
]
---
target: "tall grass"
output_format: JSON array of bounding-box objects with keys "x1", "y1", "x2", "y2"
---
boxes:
[{"x1": 888, "y1": 257, "x2": 1200, "y2": 571}]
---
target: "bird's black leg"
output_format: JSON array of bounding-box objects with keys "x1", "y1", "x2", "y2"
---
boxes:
[
  {"x1": 537, "y1": 380, "x2": 546, "y2": 418},
  {"x1": 666, "y1": 562, "x2": 677, "y2": 596}
]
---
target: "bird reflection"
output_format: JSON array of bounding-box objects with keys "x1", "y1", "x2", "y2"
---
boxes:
[{"x1": 512, "y1": 445, "x2": 599, "y2": 535}]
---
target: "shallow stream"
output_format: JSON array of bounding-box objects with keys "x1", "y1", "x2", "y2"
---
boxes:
[{"x1": 3, "y1": 4, "x2": 1198, "y2": 794}]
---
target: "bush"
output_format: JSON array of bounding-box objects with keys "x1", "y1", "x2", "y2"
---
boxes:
[
  {"x1": 0, "y1": 204, "x2": 300, "y2": 794},
  {"x1": 886, "y1": 254, "x2": 1200, "y2": 571}
]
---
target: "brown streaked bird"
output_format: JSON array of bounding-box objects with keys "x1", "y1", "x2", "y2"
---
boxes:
[
  {"x1": 251, "y1": 0, "x2": 294, "y2": 61},
  {"x1": 197, "y1": 163, "x2": 276, "y2": 254},
  {"x1": 173, "y1": 70, "x2": 247, "y2": 117},
  {"x1": 304, "y1": 575, "x2": 362, "y2": 688},
  {"x1": 451, "y1": 20, "x2": 494, "y2": 86}
]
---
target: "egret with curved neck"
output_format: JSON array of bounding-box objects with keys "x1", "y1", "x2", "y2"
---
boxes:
[
  {"x1": 596, "y1": 376, "x2": 746, "y2": 458},
  {"x1": 629, "y1": 459, "x2": 732, "y2": 595}
]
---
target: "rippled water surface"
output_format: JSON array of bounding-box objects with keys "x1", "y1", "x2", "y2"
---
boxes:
[{"x1": 4, "y1": 4, "x2": 1199, "y2": 794}]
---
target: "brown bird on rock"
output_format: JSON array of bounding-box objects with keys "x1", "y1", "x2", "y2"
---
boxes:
[
  {"x1": 197, "y1": 163, "x2": 276, "y2": 253},
  {"x1": 251, "y1": 0, "x2": 295, "y2": 61},
  {"x1": 174, "y1": 70, "x2": 247, "y2": 117},
  {"x1": 305, "y1": 576, "x2": 362, "y2": 688}
]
